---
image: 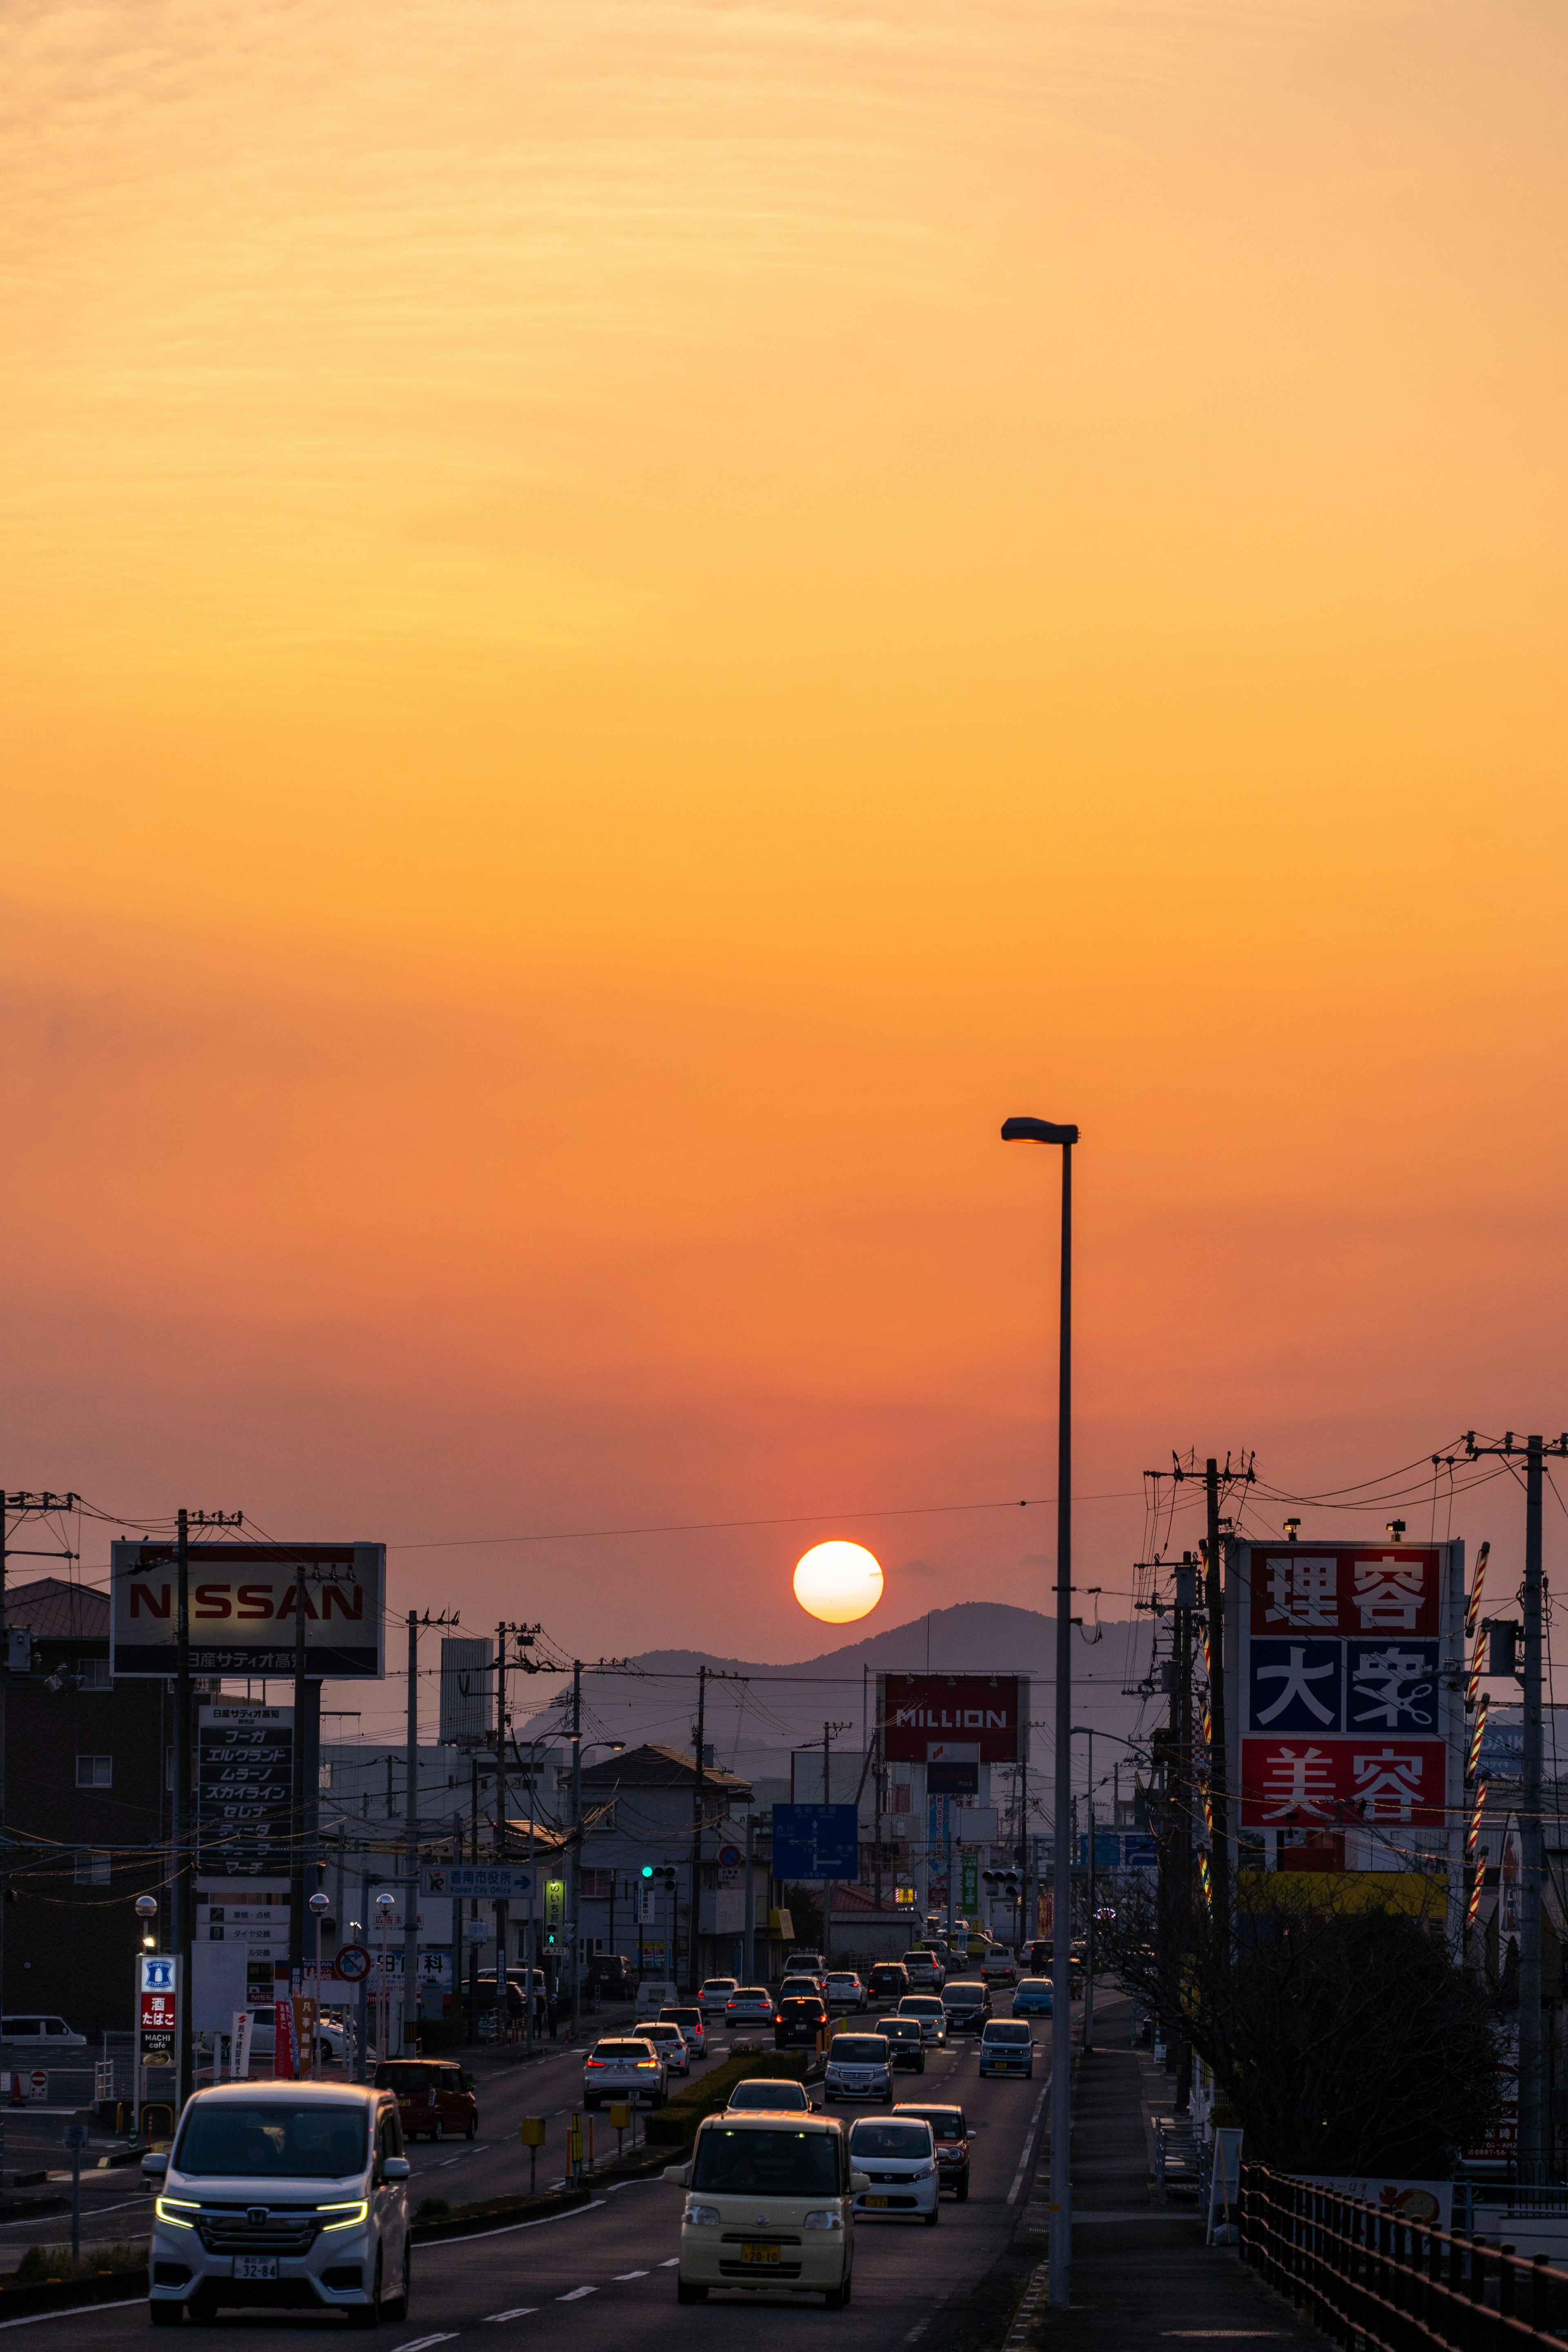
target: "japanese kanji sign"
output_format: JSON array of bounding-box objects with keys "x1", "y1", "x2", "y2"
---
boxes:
[
  {"x1": 1239, "y1": 1737, "x2": 1448, "y2": 1827},
  {"x1": 1250, "y1": 1548, "x2": 1441, "y2": 1639}
]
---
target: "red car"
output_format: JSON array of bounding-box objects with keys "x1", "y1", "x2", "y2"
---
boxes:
[{"x1": 373, "y1": 2058, "x2": 479, "y2": 2142}]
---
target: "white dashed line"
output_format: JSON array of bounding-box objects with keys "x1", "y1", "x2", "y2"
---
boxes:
[
  {"x1": 481, "y1": 2310, "x2": 539, "y2": 2325},
  {"x1": 613, "y1": 2270, "x2": 649, "y2": 2279},
  {"x1": 391, "y1": 2335, "x2": 458, "y2": 2350},
  {"x1": 659, "y1": 2257, "x2": 680, "y2": 2267},
  {"x1": 557, "y1": 2286, "x2": 597, "y2": 2301},
  {"x1": 904, "y1": 2323, "x2": 931, "y2": 2345},
  {"x1": 1006, "y1": 2084, "x2": 1050, "y2": 2206}
]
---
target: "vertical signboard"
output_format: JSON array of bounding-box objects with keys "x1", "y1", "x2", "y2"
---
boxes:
[
  {"x1": 198, "y1": 1704, "x2": 294, "y2": 1878},
  {"x1": 1231, "y1": 1541, "x2": 1463, "y2": 1873}
]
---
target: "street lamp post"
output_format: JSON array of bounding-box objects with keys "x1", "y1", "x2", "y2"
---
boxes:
[{"x1": 1002, "y1": 1113, "x2": 1078, "y2": 2312}]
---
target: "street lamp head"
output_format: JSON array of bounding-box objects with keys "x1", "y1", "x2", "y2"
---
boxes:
[{"x1": 1001, "y1": 1117, "x2": 1079, "y2": 1146}]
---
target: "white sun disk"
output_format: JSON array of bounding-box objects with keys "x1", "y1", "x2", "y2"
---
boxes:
[{"x1": 793, "y1": 1540, "x2": 884, "y2": 1624}]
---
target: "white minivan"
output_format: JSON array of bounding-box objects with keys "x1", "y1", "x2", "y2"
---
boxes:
[{"x1": 145, "y1": 2080, "x2": 411, "y2": 2326}]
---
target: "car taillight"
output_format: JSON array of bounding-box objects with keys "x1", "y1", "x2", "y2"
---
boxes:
[{"x1": 585, "y1": 2059, "x2": 605, "y2": 2069}]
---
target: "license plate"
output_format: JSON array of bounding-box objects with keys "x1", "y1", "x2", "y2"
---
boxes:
[
  {"x1": 863, "y1": 2195, "x2": 890, "y2": 2208},
  {"x1": 740, "y1": 2244, "x2": 780, "y2": 2265},
  {"x1": 234, "y1": 2255, "x2": 278, "y2": 2281}
]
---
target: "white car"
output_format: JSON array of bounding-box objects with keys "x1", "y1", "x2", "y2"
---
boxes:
[
  {"x1": 823, "y1": 2032, "x2": 894, "y2": 2106},
  {"x1": 723, "y1": 1988, "x2": 775, "y2": 2029},
  {"x1": 581, "y1": 2036, "x2": 668, "y2": 2111},
  {"x1": 901, "y1": 1950, "x2": 946, "y2": 1992},
  {"x1": 896, "y1": 1994, "x2": 948, "y2": 2047},
  {"x1": 846, "y1": 2114, "x2": 940, "y2": 2225},
  {"x1": 638, "y1": 2019, "x2": 691, "y2": 2076},
  {"x1": 824, "y1": 1973, "x2": 866, "y2": 2012},
  {"x1": 144, "y1": 2080, "x2": 410, "y2": 2325},
  {"x1": 1, "y1": 2014, "x2": 86, "y2": 2052},
  {"x1": 697, "y1": 1978, "x2": 738, "y2": 2016},
  {"x1": 981, "y1": 1949, "x2": 1018, "y2": 1989}
]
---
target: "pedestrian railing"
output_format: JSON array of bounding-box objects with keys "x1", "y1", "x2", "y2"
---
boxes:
[{"x1": 1239, "y1": 2163, "x2": 1568, "y2": 2349}]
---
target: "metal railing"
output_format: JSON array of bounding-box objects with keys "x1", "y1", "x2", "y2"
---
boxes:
[{"x1": 1239, "y1": 2163, "x2": 1568, "y2": 2349}]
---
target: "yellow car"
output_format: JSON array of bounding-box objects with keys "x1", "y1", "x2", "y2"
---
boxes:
[{"x1": 666, "y1": 2112, "x2": 869, "y2": 2307}]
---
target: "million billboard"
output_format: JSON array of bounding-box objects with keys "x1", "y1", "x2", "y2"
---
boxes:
[{"x1": 877, "y1": 1673, "x2": 1029, "y2": 1763}]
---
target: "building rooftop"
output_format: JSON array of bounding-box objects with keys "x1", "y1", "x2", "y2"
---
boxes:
[
  {"x1": 579, "y1": 1742, "x2": 752, "y2": 1798},
  {"x1": 5, "y1": 1576, "x2": 109, "y2": 1642}
]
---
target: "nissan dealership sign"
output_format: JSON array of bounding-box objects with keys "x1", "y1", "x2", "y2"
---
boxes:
[{"x1": 110, "y1": 1541, "x2": 385, "y2": 1679}]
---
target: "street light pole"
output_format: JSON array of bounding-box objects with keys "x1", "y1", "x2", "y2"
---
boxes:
[{"x1": 1002, "y1": 1113, "x2": 1079, "y2": 2312}]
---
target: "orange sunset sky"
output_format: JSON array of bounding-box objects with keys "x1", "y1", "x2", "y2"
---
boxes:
[{"x1": 4, "y1": 0, "x2": 1568, "y2": 1713}]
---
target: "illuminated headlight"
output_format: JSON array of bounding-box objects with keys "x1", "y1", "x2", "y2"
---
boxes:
[
  {"x1": 803, "y1": 2209, "x2": 844, "y2": 2231},
  {"x1": 320, "y1": 2201, "x2": 370, "y2": 2231},
  {"x1": 155, "y1": 2197, "x2": 199, "y2": 2229},
  {"x1": 684, "y1": 2204, "x2": 721, "y2": 2227}
]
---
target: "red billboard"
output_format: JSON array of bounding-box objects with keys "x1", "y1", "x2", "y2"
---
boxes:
[
  {"x1": 1246, "y1": 1546, "x2": 1442, "y2": 1639},
  {"x1": 1238, "y1": 1735, "x2": 1448, "y2": 1828},
  {"x1": 880, "y1": 1675, "x2": 1025, "y2": 1763}
]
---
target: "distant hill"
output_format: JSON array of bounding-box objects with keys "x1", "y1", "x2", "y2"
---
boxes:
[{"x1": 515, "y1": 1600, "x2": 1155, "y2": 1779}]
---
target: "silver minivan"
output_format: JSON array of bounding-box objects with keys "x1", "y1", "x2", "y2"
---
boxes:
[{"x1": 144, "y1": 2080, "x2": 410, "y2": 2325}]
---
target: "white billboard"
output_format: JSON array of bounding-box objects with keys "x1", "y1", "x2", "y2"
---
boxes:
[{"x1": 110, "y1": 1542, "x2": 385, "y2": 1678}]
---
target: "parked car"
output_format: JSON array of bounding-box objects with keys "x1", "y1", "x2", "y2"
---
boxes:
[
  {"x1": 824, "y1": 1973, "x2": 865, "y2": 2012},
  {"x1": 581, "y1": 2035, "x2": 667, "y2": 2111},
  {"x1": 372, "y1": 2059, "x2": 478, "y2": 2143},
  {"x1": 640, "y1": 2019, "x2": 692, "y2": 2076},
  {"x1": 894, "y1": 2101, "x2": 973, "y2": 2201},
  {"x1": 0, "y1": 2015, "x2": 85, "y2": 2052},
  {"x1": 846, "y1": 2114, "x2": 939, "y2": 2227},
  {"x1": 774, "y1": 1995, "x2": 828, "y2": 2051},
  {"x1": 873, "y1": 2016, "x2": 926, "y2": 2074},
  {"x1": 901, "y1": 1949, "x2": 946, "y2": 1992},
  {"x1": 978, "y1": 2020, "x2": 1034, "y2": 2079},
  {"x1": 661, "y1": 2005, "x2": 708, "y2": 2059},
  {"x1": 980, "y1": 1949, "x2": 1018, "y2": 1989},
  {"x1": 143, "y1": 2079, "x2": 410, "y2": 2325},
  {"x1": 823, "y1": 2033, "x2": 893, "y2": 2107},
  {"x1": 585, "y1": 1954, "x2": 636, "y2": 2000},
  {"x1": 724, "y1": 1988, "x2": 775, "y2": 2029},
  {"x1": 725, "y1": 2078, "x2": 813, "y2": 2114},
  {"x1": 940, "y1": 1982, "x2": 991, "y2": 2035},
  {"x1": 895, "y1": 1994, "x2": 947, "y2": 2047},
  {"x1": 867, "y1": 1962, "x2": 910, "y2": 2005},
  {"x1": 698, "y1": 1978, "x2": 739, "y2": 2016},
  {"x1": 1011, "y1": 1978, "x2": 1054, "y2": 2018},
  {"x1": 666, "y1": 2111, "x2": 865, "y2": 2306}
]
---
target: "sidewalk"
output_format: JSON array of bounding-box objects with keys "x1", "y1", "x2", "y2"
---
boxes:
[{"x1": 1019, "y1": 2003, "x2": 1324, "y2": 2349}]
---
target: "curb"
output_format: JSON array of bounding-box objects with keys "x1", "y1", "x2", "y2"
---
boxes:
[
  {"x1": 0, "y1": 2270, "x2": 149, "y2": 2322},
  {"x1": 411, "y1": 2185, "x2": 593, "y2": 2244}
]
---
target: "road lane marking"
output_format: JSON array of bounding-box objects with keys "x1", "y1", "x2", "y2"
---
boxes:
[
  {"x1": 390, "y1": 2336, "x2": 458, "y2": 2350},
  {"x1": 557, "y1": 2286, "x2": 597, "y2": 2301},
  {"x1": 481, "y1": 2310, "x2": 539, "y2": 2324},
  {"x1": 614, "y1": 2270, "x2": 649, "y2": 2278},
  {"x1": 903, "y1": 2323, "x2": 931, "y2": 2345},
  {"x1": 659, "y1": 2256, "x2": 679, "y2": 2266},
  {"x1": 1005, "y1": 2082, "x2": 1051, "y2": 2206},
  {"x1": 0, "y1": 2306, "x2": 146, "y2": 2333},
  {"x1": 419, "y1": 2196, "x2": 608, "y2": 2247}
]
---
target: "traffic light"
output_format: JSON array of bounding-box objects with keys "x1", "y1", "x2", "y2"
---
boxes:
[{"x1": 640, "y1": 1865, "x2": 654, "y2": 1880}]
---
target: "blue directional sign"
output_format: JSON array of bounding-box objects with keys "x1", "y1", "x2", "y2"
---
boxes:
[{"x1": 771, "y1": 1803, "x2": 859, "y2": 1880}]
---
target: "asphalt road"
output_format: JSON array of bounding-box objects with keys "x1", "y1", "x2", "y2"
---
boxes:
[{"x1": 33, "y1": 2026, "x2": 1049, "y2": 2346}]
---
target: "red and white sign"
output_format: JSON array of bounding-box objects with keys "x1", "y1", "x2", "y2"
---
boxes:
[
  {"x1": 140, "y1": 1991, "x2": 176, "y2": 2032},
  {"x1": 28, "y1": 2071, "x2": 47, "y2": 2102},
  {"x1": 1239, "y1": 1736, "x2": 1448, "y2": 1828},
  {"x1": 1248, "y1": 1548, "x2": 1441, "y2": 1639},
  {"x1": 878, "y1": 1674, "x2": 1026, "y2": 1763}
]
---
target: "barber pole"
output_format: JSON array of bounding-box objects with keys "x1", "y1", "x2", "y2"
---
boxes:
[
  {"x1": 1466, "y1": 1693, "x2": 1489, "y2": 1784},
  {"x1": 1464, "y1": 1541, "x2": 1491, "y2": 1641}
]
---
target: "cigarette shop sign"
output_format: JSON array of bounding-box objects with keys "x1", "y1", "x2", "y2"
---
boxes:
[{"x1": 111, "y1": 1542, "x2": 385, "y2": 1679}]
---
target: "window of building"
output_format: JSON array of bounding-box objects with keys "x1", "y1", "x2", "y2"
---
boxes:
[
  {"x1": 78, "y1": 1658, "x2": 112, "y2": 1692},
  {"x1": 76, "y1": 1755, "x2": 112, "y2": 1788},
  {"x1": 579, "y1": 1868, "x2": 614, "y2": 1900},
  {"x1": 75, "y1": 1851, "x2": 111, "y2": 1886}
]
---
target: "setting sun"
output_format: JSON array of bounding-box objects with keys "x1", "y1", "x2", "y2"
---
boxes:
[{"x1": 793, "y1": 1541, "x2": 884, "y2": 1625}]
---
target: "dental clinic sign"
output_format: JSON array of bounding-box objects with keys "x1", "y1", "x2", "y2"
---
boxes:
[
  {"x1": 1234, "y1": 1541, "x2": 1463, "y2": 1846},
  {"x1": 110, "y1": 1542, "x2": 386, "y2": 1678}
]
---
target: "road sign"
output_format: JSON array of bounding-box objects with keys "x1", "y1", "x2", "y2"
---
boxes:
[
  {"x1": 716, "y1": 1844, "x2": 742, "y2": 1867},
  {"x1": 334, "y1": 1943, "x2": 372, "y2": 1984},
  {"x1": 420, "y1": 1864, "x2": 535, "y2": 1902},
  {"x1": 771, "y1": 1803, "x2": 859, "y2": 1880},
  {"x1": 28, "y1": 2072, "x2": 46, "y2": 2103},
  {"x1": 63, "y1": 2123, "x2": 89, "y2": 2150}
]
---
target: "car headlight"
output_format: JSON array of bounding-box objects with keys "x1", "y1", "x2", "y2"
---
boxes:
[
  {"x1": 320, "y1": 2201, "x2": 370, "y2": 2231},
  {"x1": 684, "y1": 2204, "x2": 721, "y2": 2227},
  {"x1": 155, "y1": 2197, "x2": 199, "y2": 2228},
  {"x1": 803, "y1": 2210, "x2": 844, "y2": 2230},
  {"x1": 911, "y1": 2163, "x2": 936, "y2": 2180}
]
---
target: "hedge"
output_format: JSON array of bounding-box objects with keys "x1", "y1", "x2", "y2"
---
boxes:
[{"x1": 643, "y1": 2049, "x2": 815, "y2": 2145}]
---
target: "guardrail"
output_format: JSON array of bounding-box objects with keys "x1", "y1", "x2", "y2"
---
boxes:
[{"x1": 1239, "y1": 2163, "x2": 1568, "y2": 2349}]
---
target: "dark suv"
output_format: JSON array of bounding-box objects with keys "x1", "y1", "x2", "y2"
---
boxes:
[
  {"x1": 775, "y1": 1994, "x2": 829, "y2": 2050},
  {"x1": 941, "y1": 1981, "x2": 991, "y2": 2035},
  {"x1": 868, "y1": 1961, "x2": 911, "y2": 2004},
  {"x1": 586, "y1": 1955, "x2": 637, "y2": 1999},
  {"x1": 372, "y1": 2058, "x2": 478, "y2": 2142},
  {"x1": 895, "y1": 2100, "x2": 973, "y2": 2201}
]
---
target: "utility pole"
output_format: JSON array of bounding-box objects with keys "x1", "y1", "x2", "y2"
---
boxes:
[
  {"x1": 175, "y1": 1510, "x2": 192, "y2": 2105},
  {"x1": 1465, "y1": 1431, "x2": 1568, "y2": 2176},
  {"x1": 570, "y1": 1661, "x2": 584, "y2": 2034},
  {"x1": 494, "y1": 1628, "x2": 508, "y2": 2027},
  {"x1": 1082, "y1": 1729, "x2": 1096, "y2": 2051},
  {"x1": 289, "y1": 1573, "x2": 308, "y2": 1976},
  {"x1": 403, "y1": 1613, "x2": 418, "y2": 2055},
  {"x1": 1203, "y1": 1460, "x2": 1231, "y2": 1935},
  {"x1": 1172, "y1": 1553, "x2": 1195, "y2": 2112},
  {"x1": 688, "y1": 1666, "x2": 707, "y2": 1993}
]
